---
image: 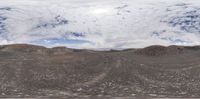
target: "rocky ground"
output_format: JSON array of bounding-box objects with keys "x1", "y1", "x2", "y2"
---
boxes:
[{"x1": 0, "y1": 44, "x2": 200, "y2": 98}]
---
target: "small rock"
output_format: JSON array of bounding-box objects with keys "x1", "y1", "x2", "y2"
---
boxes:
[
  {"x1": 131, "y1": 93, "x2": 136, "y2": 96},
  {"x1": 149, "y1": 94, "x2": 157, "y2": 97},
  {"x1": 77, "y1": 88, "x2": 83, "y2": 92},
  {"x1": 1, "y1": 93, "x2": 5, "y2": 95},
  {"x1": 98, "y1": 94, "x2": 103, "y2": 97},
  {"x1": 59, "y1": 91, "x2": 71, "y2": 96},
  {"x1": 124, "y1": 88, "x2": 129, "y2": 91},
  {"x1": 180, "y1": 92, "x2": 187, "y2": 95}
]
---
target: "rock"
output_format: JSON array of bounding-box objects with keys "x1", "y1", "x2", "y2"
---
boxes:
[{"x1": 77, "y1": 88, "x2": 83, "y2": 92}]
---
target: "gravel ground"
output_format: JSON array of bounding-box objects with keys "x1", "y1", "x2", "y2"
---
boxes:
[{"x1": 0, "y1": 44, "x2": 200, "y2": 98}]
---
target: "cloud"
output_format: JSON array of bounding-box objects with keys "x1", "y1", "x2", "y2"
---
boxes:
[{"x1": 0, "y1": 0, "x2": 200, "y2": 49}]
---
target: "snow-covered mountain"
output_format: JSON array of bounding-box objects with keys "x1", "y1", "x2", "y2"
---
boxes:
[{"x1": 0, "y1": 0, "x2": 200, "y2": 49}]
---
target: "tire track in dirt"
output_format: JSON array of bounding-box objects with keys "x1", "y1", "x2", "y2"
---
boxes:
[{"x1": 74, "y1": 57, "x2": 122, "y2": 87}]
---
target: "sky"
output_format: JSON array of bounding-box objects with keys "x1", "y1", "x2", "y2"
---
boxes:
[{"x1": 0, "y1": 0, "x2": 200, "y2": 49}]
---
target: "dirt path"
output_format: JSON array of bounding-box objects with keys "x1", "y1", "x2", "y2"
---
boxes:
[{"x1": 75, "y1": 58, "x2": 122, "y2": 87}]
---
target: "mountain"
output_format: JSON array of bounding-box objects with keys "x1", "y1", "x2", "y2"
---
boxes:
[{"x1": 0, "y1": 44, "x2": 200, "y2": 98}]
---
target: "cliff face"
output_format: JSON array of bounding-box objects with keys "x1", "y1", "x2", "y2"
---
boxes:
[{"x1": 0, "y1": 44, "x2": 200, "y2": 98}]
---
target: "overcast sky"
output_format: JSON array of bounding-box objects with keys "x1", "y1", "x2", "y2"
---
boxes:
[{"x1": 0, "y1": 0, "x2": 200, "y2": 49}]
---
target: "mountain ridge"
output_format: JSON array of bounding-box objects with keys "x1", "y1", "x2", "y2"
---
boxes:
[{"x1": 1, "y1": 44, "x2": 199, "y2": 56}]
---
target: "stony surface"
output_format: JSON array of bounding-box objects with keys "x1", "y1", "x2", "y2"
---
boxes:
[{"x1": 0, "y1": 44, "x2": 200, "y2": 98}]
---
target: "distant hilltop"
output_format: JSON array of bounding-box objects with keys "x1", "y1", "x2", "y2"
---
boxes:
[{"x1": 0, "y1": 44, "x2": 200, "y2": 56}]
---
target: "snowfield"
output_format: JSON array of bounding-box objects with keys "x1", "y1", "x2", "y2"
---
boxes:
[{"x1": 0, "y1": 0, "x2": 200, "y2": 49}]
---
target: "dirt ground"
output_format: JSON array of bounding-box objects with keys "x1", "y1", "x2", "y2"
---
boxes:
[{"x1": 0, "y1": 44, "x2": 200, "y2": 98}]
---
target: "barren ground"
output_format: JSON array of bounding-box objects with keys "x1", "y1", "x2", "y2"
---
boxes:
[{"x1": 0, "y1": 44, "x2": 200, "y2": 98}]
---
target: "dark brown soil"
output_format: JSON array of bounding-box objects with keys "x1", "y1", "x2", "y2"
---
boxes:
[{"x1": 0, "y1": 44, "x2": 200, "y2": 98}]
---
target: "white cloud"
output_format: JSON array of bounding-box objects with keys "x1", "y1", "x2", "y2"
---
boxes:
[{"x1": 0, "y1": 0, "x2": 200, "y2": 49}]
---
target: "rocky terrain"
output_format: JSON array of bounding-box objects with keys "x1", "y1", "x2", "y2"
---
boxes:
[{"x1": 0, "y1": 44, "x2": 200, "y2": 98}]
